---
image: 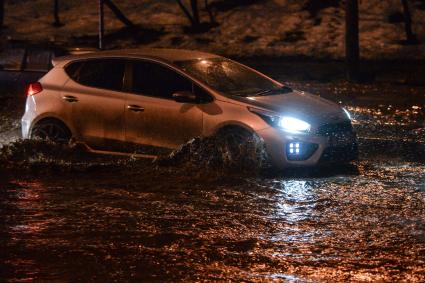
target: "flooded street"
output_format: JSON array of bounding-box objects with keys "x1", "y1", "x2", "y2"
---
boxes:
[{"x1": 1, "y1": 81, "x2": 425, "y2": 281}]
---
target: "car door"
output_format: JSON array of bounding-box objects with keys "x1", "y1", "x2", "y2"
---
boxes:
[
  {"x1": 125, "y1": 60, "x2": 204, "y2": 151},
  {"x1": 61, "y1": 58, "x2": 126, "y2": 151}
]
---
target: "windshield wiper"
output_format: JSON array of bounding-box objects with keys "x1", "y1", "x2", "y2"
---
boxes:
[
  {"x1": 254, "y1": 86, "x2": 294, "y2": 96},
  {"x1": 230, "y1": 92, "x2": 249, "y2": 97},
  {"x1": 253, "y1": 89, "x2": 273, "y2": 96},
  {"x1": 232, "y1": 87, "x2": 291, "y2": 97},
  {"x1": 280, "y1": 86, "x2": 293, "y2": 93}
]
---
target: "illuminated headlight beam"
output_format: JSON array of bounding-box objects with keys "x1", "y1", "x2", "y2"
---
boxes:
[{"x1": 278, "y1": 117, "x2": 311, "y2": 133}]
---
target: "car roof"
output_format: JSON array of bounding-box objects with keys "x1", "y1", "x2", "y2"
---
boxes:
[{"x1": 53, "y1": 48, "x2": 221, "y2": 66}]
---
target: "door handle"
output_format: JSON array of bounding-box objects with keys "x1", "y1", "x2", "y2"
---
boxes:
[
  {"x1": 62, "y1": 95, "x2": 78, "y2": 103},
  {"x1": 127, "y1": 105, "x2": 144, "y2": 112}
]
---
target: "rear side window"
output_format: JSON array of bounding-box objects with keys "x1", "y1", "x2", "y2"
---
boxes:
[
  {"x1": 131, "y1": 61, "x2": 193, "y2": 99},
  {"x1": 66, "y1": 59, "x2": 125, "y2": 91}
]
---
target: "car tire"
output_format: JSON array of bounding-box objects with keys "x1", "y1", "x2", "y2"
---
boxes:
[
  {"x1": 31, "y1": 119, "x2": 71, "y2": 144},
  {"x1": 216, "y1": 127, "x2": 268, "y2": 170}
]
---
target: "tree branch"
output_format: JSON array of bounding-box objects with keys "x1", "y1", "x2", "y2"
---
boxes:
[
  {"x1": 104, "y1": 0, "x2": 134, "y2": 27},
  {"x1": 176, "y1": 0, "x2": 195, "y2": 26},
  {"x1": 190, "y1": 0, "x2": 200, "y2": 26},
  {"x1": 205, "y1": 0, "x2": 216, "y2": 24}
]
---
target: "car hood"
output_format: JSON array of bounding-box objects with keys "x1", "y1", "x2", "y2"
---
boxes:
[{"x1": 234, "y1": 90, "x2": 347, "y2": 126}]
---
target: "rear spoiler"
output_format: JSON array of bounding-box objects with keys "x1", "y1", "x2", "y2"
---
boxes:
[{"x1": 52, "y1": 57, "x2": 69, "y2": 67}]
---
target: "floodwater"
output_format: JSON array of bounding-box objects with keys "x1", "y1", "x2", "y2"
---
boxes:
[{"x1": 0, "y1": 82, "x2": 424, "y2": 282}]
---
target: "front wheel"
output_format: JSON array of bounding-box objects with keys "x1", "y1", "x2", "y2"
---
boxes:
[
  {"x1": 216, "y1": 128, "x2": 269, "y2": 171},
  {"x1": 31, "y1": 120, "x2": 71, "y2": 144}
]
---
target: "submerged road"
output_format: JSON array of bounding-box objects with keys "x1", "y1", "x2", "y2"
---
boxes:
[{"x1": 0, "y1": 80, "x2": 424, "y2": 281}]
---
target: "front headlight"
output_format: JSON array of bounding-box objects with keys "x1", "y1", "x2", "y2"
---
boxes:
[
  {"x1": 278, "y1": 117, "x2": 311, "y2": 133},
  {"x1": 248, "y1": 107, "x2": 311, "y2": 133}
]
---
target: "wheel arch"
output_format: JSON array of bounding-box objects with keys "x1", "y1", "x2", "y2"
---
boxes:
[
  {"x1": 30, "y1": 116, "x2": 73, "y2": 138},
  {"x1": 211, "y1": 121, "x2": 259, "y2": 138}
]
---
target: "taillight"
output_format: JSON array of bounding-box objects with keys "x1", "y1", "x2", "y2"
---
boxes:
[{"x1": 27, "y1": 82, "x2": 43, "y2": 96}]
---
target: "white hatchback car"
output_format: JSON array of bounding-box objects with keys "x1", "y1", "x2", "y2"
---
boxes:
[{"x1": 21, "y1": 48, "x2": 357, "y2": 168}]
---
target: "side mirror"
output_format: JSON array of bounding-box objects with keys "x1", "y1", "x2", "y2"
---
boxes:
[{"x1": 172, "y1": 91, "x2": 197, "y2": 103}]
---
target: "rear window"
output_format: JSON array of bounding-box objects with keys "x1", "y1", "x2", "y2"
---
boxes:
[{"x1": 65, "y1": 59, "x2": 125, "y2": 92}]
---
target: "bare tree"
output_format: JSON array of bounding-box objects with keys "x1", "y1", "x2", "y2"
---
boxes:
[
  {"x1": 401, "y1": 0, "x2": 417, "y2": 43},
  {"x1": 99, "y1": 0, "x2": 104, "y2": 49},
  {"x1": 53, "y1": 0, "x2": 62, "y2": 27},
  {"x1": 0, "y1": 0, "x2": 4, "y2": 28},
  {"x1": 345, "y1": 0, "x2": 360, "y2": 81},
  {"x1": 176, "y1": 0, "x2": 200, "y2": 29},
  {"x1": 53, "y1": 0, "x2": 132, "y2": 29},
  {"x1": 98, "y1": 0, "x2": 134, "y2": 49},
  {"x1": 104, "y1": 0, "x2": 134, "y2": 28},
  {"x1": 176, "y1": 0, "x2": 216, "y2": 31},
  {"x1": 204, "y1": 0, "x2": 216, "y2": 25}
]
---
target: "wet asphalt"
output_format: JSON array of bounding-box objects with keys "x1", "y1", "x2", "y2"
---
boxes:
[{"x1": 0, "y1": 80, "x2": 424, "y2": 282}]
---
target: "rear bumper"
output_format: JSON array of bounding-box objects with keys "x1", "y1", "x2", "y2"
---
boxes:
[
  {"x1": 21, "y1": 97, "x2": 35, "y2": 139},
  {"x1": 21, "y1": 109, "x2": 33, "y2": 139},
  {"x1": 21, "y1": 119, "x2": 31, "y2": 138}
]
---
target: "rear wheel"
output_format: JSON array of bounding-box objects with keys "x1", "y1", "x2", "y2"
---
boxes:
[
  {"x1": 31, "y1": 119, "x2": 71, "y2": 144},
  {"x1": 216, "y1": 127, "x2": 268, "y2": 170}
]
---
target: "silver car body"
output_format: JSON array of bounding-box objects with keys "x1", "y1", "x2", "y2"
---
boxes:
[{"x1": 21, "y1": 48, "x2": 357, "y2": 168}]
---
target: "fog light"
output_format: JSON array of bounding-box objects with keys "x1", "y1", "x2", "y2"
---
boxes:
[
  {"x1": 286, "y1": 142, "x2": 318, "y2": 161},
  {"x1": 289, "y1": 142, "x2": 301, "y2": 155}
]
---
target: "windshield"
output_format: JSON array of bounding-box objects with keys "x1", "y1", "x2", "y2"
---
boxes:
[{"x1": 175, "y1": 58, "x2": 288, "y2": 96}]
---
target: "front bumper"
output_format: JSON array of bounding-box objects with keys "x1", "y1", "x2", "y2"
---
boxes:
[
  {"x1": 319, "y1": 142, "x2": 358, "y2": 164},
  {"x1": 257, "y1": 126, "x2": 358, "y2": 169}
]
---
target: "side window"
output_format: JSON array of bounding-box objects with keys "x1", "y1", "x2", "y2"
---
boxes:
[
  {"x1": 66, "y1": 59, "x2": 125, "y2": 92},
  {"x1": 132, "y1": 61, "x2": 193, "y2": 99},
  {"x1": 194, "y1": 84, "x2": 213, "y2": 103}
]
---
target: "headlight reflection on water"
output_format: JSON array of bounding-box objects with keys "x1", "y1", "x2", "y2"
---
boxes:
[
  {"x1": 267, "y1": 179, "x2": 325, "y2": 246},
  {"x1": 271, "y1": 180, "x2": 317, "y2": 225}
]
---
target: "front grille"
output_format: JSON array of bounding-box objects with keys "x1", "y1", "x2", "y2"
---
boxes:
[
  {"x1": 317, "y1": 120, "x2": 357, "y2": 164},
  {"x1": 316, "y1": 121, "x2": 353, "y2": 136}
]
